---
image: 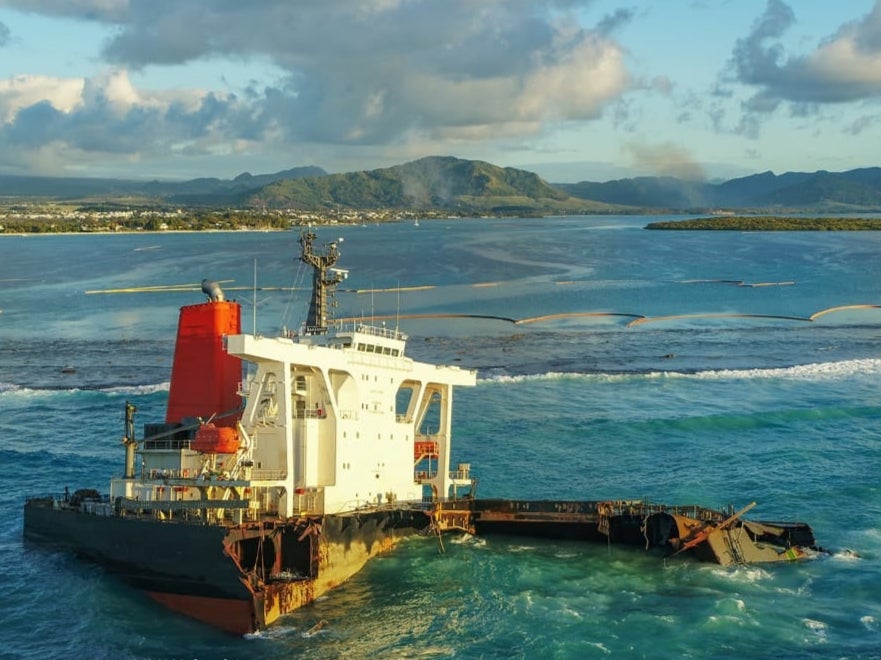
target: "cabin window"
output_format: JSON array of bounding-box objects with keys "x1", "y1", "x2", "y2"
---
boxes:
[{"x1": 392, "y1": 349, "x2": 399, "y2": 357}]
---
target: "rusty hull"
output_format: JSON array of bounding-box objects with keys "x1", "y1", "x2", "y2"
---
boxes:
[
  {"x1": 433, "y1": 498, "x2": 819, "y2": 565},
  {"x1": 223, "y1": 507, "x2": 431, "y2": 632}
]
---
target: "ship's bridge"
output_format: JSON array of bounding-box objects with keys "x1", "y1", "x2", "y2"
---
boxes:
[{"x1": 299, "y1": 322, "x2": 408, "y2": 359}]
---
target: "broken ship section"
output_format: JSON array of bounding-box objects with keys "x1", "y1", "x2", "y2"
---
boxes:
[{"x1": 433, "y1": 499, "x2": 818, "y2": 566}]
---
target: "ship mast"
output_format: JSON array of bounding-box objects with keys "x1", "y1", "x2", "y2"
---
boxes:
[{"x1": 299, "y1": 230, "x2": 345, "y2": 335}]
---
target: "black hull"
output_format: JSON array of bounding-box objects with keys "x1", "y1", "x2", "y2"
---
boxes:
[
  {"x1": 24, "y1": 495, "x2": 819, "y2": 632},
  {"x1": 24, "y1": 499, "x2": 248, "y2": 601},
  {"x1": 24, "y1": 497, "x2": 432, "y2": 633}
]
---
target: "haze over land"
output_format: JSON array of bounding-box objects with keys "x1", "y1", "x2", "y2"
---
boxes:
[{"x1": 1, "y1": 2, "x2": 881, "y2": 183}]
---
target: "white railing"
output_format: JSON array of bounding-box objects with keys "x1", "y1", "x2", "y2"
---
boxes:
[{"x1": 354, "y1": 324, "x2": 406, "y2": 341}]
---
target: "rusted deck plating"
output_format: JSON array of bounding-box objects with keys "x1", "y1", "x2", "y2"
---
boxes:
[{"x1": 432, "y1": 499, "x2": 724, "y2": 536}]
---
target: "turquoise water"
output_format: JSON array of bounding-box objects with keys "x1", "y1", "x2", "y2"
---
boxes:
[{"x1": 2, "y1": 217, "x2": 881, "y2": 658}]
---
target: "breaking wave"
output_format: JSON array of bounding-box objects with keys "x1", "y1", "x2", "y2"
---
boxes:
[
  {"x1": 479, "y1": 358, "x2": 881, "y2": 385},
  {"x1": 0, "y1": 381, "x2": 169, "y2": 397}
]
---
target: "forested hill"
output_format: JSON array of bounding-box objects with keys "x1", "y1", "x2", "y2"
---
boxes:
[
  {"x1": 556, "y1": 167, "x2": 881, "y2": 212},
  {"x1": 0, "y1": 166, "x2": 327, "y2": 205},
  {"x1": 246, "y1": 156, "x2": 606, "y2": 213}
]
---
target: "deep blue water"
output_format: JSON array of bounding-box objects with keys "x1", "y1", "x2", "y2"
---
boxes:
[{"x1": 2, "y1": 217, "x2": 881, "y2": 658}]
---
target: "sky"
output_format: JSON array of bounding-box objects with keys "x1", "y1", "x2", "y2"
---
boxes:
[{"x1": 1, "y1": 1, "x2": 881, "y2": 183}]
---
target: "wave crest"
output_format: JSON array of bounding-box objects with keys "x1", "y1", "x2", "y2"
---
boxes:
[
  {"x1": 479, "y1": 359, "x2": 881, "y2": 384},
  {"x1": 0, "y1": 381, "x2": 169, "y2": 397}
]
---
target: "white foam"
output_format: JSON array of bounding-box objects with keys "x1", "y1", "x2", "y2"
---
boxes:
[
  {"x1": 508, "y1": 544, "x2": 538, "y2": 553},
  {"x1": 479, "y1": 358, "x2": 881, "y2": 384},
  {"x1": 586, "y1": 642, "x2": 612, "y2": 654},
  {"x1": 104, "y1": 382, "x2": 170, "y2": 395},
  {"x1": 244, "y1": 624, "x2": 300, "y2": 640},
  {"x1": 480, "y1": 371, "x2": 642, "y2": 385},
  {"x1": 450, "y1": 533, "x2": 485, "y2": 547},
  {"x1": 0, "y1": 381, "x2": 169, "y2": 397},
  {"x1": 803, "y1": 618, "x2": 828, "y2": 642},
  {"x1": 711, "y1": 565, "x2": 770, "y2": 583},
  {"x1": 693, "y1": 358, "x2": 881, "y2": 382}
]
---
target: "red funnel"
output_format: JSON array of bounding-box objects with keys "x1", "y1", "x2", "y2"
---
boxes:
[{"x1": 166, "y1": 300, "x2": 242, "y2": 427}]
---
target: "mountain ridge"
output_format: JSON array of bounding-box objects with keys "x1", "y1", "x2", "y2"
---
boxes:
[{"x1": 2, "y1": 158, "x2": 881, "y2": 213}]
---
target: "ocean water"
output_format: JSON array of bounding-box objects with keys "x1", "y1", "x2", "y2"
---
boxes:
[{"x1": 2, "y1": 217, "x2": 881, "y2": 658}]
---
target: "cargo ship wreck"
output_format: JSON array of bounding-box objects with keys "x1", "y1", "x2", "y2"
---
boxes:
[{"x1": 23, "y1": 231, "x2": 820, "y2": 634}]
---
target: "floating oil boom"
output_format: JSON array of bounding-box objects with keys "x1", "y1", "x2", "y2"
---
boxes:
[{"x1": 23, "y1": 231, "x2": 821, "y2": 634}]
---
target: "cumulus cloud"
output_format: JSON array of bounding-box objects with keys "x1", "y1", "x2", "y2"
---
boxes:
[
  {"x1": 0, "y1": 69, "x2": 246, "y2": 173},
  {"x1": 0, "y1": 0, "x2": 636, "y2": 174},
  {"x1": 728, "y1": 0, "x2": 881, "y2": 112},
  {"x1": 0, "y1": 75, "x2": 85, "y2": 122}
]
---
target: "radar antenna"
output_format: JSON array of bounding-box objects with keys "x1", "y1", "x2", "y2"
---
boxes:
[{"x1": 299, "y1": 230, "x2": 346, "y2": 334}]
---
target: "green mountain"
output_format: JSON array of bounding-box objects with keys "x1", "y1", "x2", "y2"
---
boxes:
[
  {"x1": 0, "y1": 166, "x2": 326, "y2": 204},
  {"x1": 248, "y1": 156, "x2": 609, "y2": 214},
  {"x1": 557, "y1": 167, "x2": 881, "y2": 211}
]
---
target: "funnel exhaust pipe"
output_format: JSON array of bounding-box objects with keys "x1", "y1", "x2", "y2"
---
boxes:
[{"x1": 201, "y1": 279, "x2": 225, "y2": 302}]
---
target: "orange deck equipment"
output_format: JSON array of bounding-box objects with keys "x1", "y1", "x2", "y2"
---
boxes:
[
  {"x1": 166, "y1": 300, "x2": 242, "y2": 428},
  {"x1": 192, "y1": 423, "x2": 240, "y2": 454}
]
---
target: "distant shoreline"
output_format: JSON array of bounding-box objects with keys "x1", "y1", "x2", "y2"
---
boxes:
[
  {"x1": 0, "y1": 228, "x2": 291, "y2": 237},
  {"x1": 645, "y1": 216, "x2": 881, "y2": 230},
  {"x1": 6, "y1": 214, "x2": 881, "y2": 235}
]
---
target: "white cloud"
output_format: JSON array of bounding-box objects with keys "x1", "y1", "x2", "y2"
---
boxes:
[
  {"x1": 803, "y1": 26, "x2": 881, "y2": 99},
  {"x1": 520, "y1": 34, "x2": 629, "y2": 121},
  {"x1": 729, "y1": 0, "x2": 881, "y2": 107},
  {"x1": 0, "y1": 1, "x2": 642, "y2": 175},
  {"x1": 0, "y1": 75, "x2": 84, "y2": 122}
]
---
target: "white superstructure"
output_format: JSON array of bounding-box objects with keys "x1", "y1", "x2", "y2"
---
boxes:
[
  {"x1": 228, "y1": 322, "x2": 476, "y2": 516},
  {"x1": 109, "y1": 231, "x2": 477, "y2": 522}
]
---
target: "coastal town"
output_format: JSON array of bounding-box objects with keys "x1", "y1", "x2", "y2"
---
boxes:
[{"x1": 0, "y1": 204, "x2": 452, "y2": 233}]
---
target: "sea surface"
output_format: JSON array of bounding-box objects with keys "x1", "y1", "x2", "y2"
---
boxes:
[{"x1": 2, "y1": 217, "x2": 881, "y2": 658}]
